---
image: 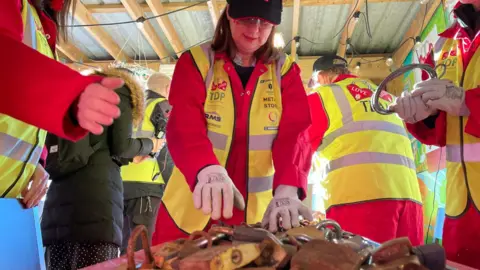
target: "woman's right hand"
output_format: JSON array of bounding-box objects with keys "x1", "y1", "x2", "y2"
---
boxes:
[
  {"x1": 151, "y1": 138, "x2": 166, "y2": 153},
  {"x1": 76, "y1": 77, "x2": 124, "y2": 135}
]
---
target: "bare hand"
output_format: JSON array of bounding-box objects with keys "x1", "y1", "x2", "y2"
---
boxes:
[
  {"x1": 76, "y1": 78, "x2": 124, "y2": 135},
  {"x1": 21, "y1": 164, "x2": 49, "y2": 208},
  {"x1": 151, "y1": 138, "x2": 166, "y2": 153},
  {"x1": 133, "y1": 156, "x2": 149, "y2": 164}
]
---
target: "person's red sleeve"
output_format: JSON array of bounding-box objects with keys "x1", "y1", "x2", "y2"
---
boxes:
[
  {"x1": 272, "y1": 63, "x2": 312, "y2": 200},
  {"x1": 406, "y1": 45, "x2": 447, "y2": 146},
  {"x1": 464, "y1": 88, "x2": 480, "y2": 138},
  {"x1": 307, "y1": 92, "x2": 328, "y2": 151},
  {"x1": 166, "y1": 52, "x2": 220, "y2": 191},
  {"x1": 0, "y1": 0, "x2": 102, "y2": 141}
]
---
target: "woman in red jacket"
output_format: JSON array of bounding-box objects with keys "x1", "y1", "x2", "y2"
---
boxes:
[
  {"x1": 0, "y1": 0, "x2": 122, "y2": 140},
  {"x1": 152, "y1": 0, "x2": 313, "y2": 245}
]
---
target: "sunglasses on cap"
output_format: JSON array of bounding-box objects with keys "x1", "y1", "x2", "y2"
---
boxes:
[{"x1": 233, "y1": 17, "x2": 273, "y2": 29}]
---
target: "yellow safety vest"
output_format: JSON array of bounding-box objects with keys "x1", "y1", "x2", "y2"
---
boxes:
[
  {"x1": 121, "y1": 98, "x2": 165, "y2": 185},
  {"x1": 312, "y1": 78, "x2": 422, "y2": 211},
  {"x1": 432, "y1": 37, "x2": 480, "y2": 217},
  {"x1": 0, "y1": 0, "x2": 52, "y2": 198},
  {"x1": 162, "y1": 43, "x2": 294, "y2": 234}
]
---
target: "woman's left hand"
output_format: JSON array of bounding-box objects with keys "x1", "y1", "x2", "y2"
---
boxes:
[
  {"x1": 261, "y1": 185, "x2": 313, "y2": 233},
  {"x1": 21, "y1": 164, "x2": 49, "y2": 208}
]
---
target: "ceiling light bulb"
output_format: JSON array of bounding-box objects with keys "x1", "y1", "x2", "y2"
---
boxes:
[
  {"x1": 386, "y1": 57, "x2": 394, "y2": 67},
  {"x1": 355, "y1": 62, "x2": 361, "y2": 69},
  {"x1": 273, "y1": 33, "x2": 285, "y2": 48},
  {"x1": 296, "y1": 41, "x2": 300, "y2": 48},
  {"x1": 420, "y1": 0, "x2": 429, "y2": 4},
  {"x1": 136, "y1": 21, "x2": 144, "y2": 30}
]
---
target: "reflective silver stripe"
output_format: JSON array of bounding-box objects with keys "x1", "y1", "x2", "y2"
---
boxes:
[
  {"x1": 0, "y1": 132, "x2": 42, "y2": 165},
  {"x1": 446, "y1": 143, "x2": 480, "y2": 163},
  {"x1": 275, "y1": 53, "x2": 286, "y2": 88},
  {"x1": 135, "y1": 130, "x2": 155, "y2": 138},
  {"x1": 248, "y1": 176, "x2": 273, "y2": 193},
  {"x1": 325, "y1": 152, "x2": 415, "y2": 174},
  {"x1": 249, "y1": 134, "x2": 277, "y2": 151},
  {"x1": 319, "y1": 121, "x2": 409, "y2": 151},
  {"x1": 434, "y1": 37, "x2": 447, "y2": 55},
  {"x1": 23, "y1": 4, "x2": 37, "y2": 50},
  {"x1": 200, "y1": 42, "x2": 215, "y2": 90},
  {"x1": 208, "y1": 131, "x2": 228, "y2": 150},
  {"x1": 330, "y1": 85, "x2": 353, "y2": 125}
]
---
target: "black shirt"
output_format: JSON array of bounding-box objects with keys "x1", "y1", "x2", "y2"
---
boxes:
[{"x1": 233, "y1": 63, "x2": 255, "y2": 88}]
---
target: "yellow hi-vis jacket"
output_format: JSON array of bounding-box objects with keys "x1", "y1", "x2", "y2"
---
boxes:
[
  {"x1": 121, "y1": 98, "x2": 165, "y2": 185},
  {"x1": 161, "y1": 42, "x2": 295, "y2": 234},
  {"x1": 432, "y1": 37, "x2": 480, "y2": 217},
  {"x1": 312, "y1": 77, "x2": 422, "y2": 211},
  {"x1": 0, "y1": 0, "x2": 52, "y2": 198}
]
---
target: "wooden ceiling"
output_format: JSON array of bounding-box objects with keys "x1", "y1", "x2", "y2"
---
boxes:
[{"x1": 62, "y1": 0, "x2": 442, "y2": 86}]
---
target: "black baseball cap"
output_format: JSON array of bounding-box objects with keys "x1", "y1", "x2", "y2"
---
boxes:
[
  {"x1": 227, "y1": 0, "x2": 283, "y2": 25},
  {"x1": 313, "y1": 55, "x2": 348, "y2": 72}
]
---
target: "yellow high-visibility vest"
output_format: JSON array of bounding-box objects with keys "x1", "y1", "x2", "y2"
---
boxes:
[
  {"x1": 431, "y1": 37, "x2": 480, "y2": 217},
  {"x1": 0, "y1": 0, "x2": 52, "y2": 198},
  {"x1": 162, "y1": 42, "x2": 294, "y2": 234},
  {"x1": 121, "y1": 98, "x2": 165, "y2": 185},
  {"x1": 312, "y1": 77, "x2": 422, "y2": 211}
]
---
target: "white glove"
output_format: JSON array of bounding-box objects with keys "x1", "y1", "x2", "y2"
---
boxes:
[
  {"x1": 193, "y1": 165, "x2": 245, "y2": 220},
  {"x1": 389, "y1": 91, "x2": 437, "y2": 124},
  {"x1": 261, "y1": 185, "x2": 313, "y2": 233},
  {"x1": 411, "y1": 78, "x2": 469, "y2": 116}
]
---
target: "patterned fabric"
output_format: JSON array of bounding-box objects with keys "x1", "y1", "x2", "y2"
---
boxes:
[{"x1": 45, "y1": 242, "x2": 119, "y2": 270}]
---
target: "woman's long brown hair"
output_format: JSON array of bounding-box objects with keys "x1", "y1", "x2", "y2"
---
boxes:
[
  {"x1": 35, "y1": 0, "x2": 76, "y2": 41},
  {"x1": 211, "y1": 9, "x2": 280, "y2": 64}
]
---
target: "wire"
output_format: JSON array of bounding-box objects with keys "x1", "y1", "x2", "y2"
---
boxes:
[
  {"x1": 61, "y1": 0, "x2": 208, "y2": 28},
  {"x1": 425, "y1": 147, "x2": 443, "y2": 244},
  {"x1": 364, "y1": 0, "x2": 372, "y2": 39},
  {"x1": 332, "y1": 0, "x2": 360, "y2": 39}
]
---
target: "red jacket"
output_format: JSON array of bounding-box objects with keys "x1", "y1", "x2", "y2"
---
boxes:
[
  {"x1": 166, "y1": 51, "x2": 312, "y2": 199},
  {"x1": 0, "y1": 0, "x2": 102, "y2": 140},
  {"x1": 406, "y1": 3, "x2": 480, "y2": 144}
]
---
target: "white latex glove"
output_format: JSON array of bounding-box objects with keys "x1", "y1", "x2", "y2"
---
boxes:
[
  {"x1": 193, "y1": 165, "x2": 245, "y2": 220},
  {"x1": 21, "y1": 164, "x2": 49, "y2": 208},
  {"x1": 411, "y1": 78, "x2": 469, "y2": 116},
  {"x1": 389, "y1": 91, "x2": 437, "y2": 124},
  {"x1": 261, "y1": 185, "x2": 313, "y2": 233}
]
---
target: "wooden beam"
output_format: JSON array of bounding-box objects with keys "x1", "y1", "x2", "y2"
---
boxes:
[
  {"x1": 291, "y1": 0, "x2": 301, "y2": 58},
  {"x1": 207, "y1": 0, "x2": 221, "y2": 28},
  {"x1": 56, "y1": 40, "x2": 89, "y2": 62},
  {"x1": 65, "y1": 60, "x2": 171, "y2": 72},
  {"x1": 393, "y1": 0, "x2": 441, "y2": 66},
  {"x1": 86, "y1": 0, "x2": 414, "y2": 13},
  {"x1": 73, "y1": 0, "x2": 130, "y2": 61},
  {"x1": 120, "y1": 0, "x2": 170, "y2": 61},
  {"x1": 337, "y1": 0, "x2": 365, "y2": 57},
  {"x1": 145, "y1": 0, "x2": 185, "y2": 55}
]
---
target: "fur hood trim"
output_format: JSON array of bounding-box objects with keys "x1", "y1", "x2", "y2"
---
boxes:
[{"x1": 86, "y1": 68, "x2": 145, "y2": 128}]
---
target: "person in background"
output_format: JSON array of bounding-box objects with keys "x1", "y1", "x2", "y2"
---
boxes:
[
  {"x1": 392, "y1": 1, "x2": 480, "y2": 267},
  {"x1": 0, "y1": 0, "x2": 122, "y2": 139},
  {"x1": 120, "y1": 72, "x2": 171, "y2": 254},
  {"x1": 41, "y1": 68, "x2": 160, "y2": 269},
  {"x1": 152, "y1": 0, "x2": 313, "y2": 245},
  {"x1": 308, "y1": 55, "x2": 424, "y2": 245}
]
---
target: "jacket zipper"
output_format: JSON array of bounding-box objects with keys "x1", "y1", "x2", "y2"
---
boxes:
[{"x1": 458, "y1": 71, "x2": 470, "y2": 201}]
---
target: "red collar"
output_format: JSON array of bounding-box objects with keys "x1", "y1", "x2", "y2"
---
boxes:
[
  {"x1": 214, "y1": 51, "x2": 268, "y2": 69},
  {"x1": 333, "y1": 74, "x2": 358, "y2": 83}
]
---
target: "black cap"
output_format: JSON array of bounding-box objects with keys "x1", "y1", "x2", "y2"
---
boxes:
[
  {"x1": 227, "y1": 0, "x2": 283, "y2": 25},
  {"x1": 312, "y1": 55, "x2": 348, "y2": 72}
]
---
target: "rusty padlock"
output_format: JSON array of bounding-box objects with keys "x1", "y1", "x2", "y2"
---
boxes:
[
  {"x1": 126, "y1": 225, "x2": 160, "y2": 270},
  {"x1": 290, "y1": 239, "x2": 363, "y2": 270},
  {"x1": 177, "y1": 243, "x2": 262, "y2": 270},
  {"x1": 371, "y1": 237, "x2": 413, "y2": 265}
]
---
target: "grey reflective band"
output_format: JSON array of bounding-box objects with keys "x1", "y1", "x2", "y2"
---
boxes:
[
  {"x1": 249, "y1": 134, "x2": 277, "y2": 151},
  {"x1": 23, "y1": 4, "x2": 37, "y2": 50},
  {"x1": 135, "y1": 130, "x2": 155, "y2": 138},
  {"x1": 248, "y1": 176, "x2": 273, "y2": 193},
  {"x1": 446, "y1": 143, "x2": 480, "y2": 163},
  {"x1": 319, "y1": 121, "x2": 409, "y2": 151},
  {"x1": 208, "y1": 131, "x2": 228, "y2": 150},
  {"x1": 0, "y1": 132, "x2": 42, "y2": 165},
  {"x1": 200, "y1": 42, "x2": 215, "y2": 90},
  {"x1": 330, "y1": 85, "x2": 353, "y2": 125},
  {"x1": 324, "y1": 152, "x2": 415, "y2": 174}
]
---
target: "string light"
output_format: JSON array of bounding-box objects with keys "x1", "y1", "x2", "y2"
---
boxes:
[
  {"x1": 386, "y1": 57, "x2": 394, "y2": 67},
  {"x1": 353, "y1": 11, "x2": 361, "y2": 23},
  {"x1": 355, "y1": 62, "x2": 361, "y2": 69},
  {"x1": 414, "y1": 36, "x2": 422, "y2": 49},
  {"x1": 273, "y1": 33, "x2": 285, "y2": 48},
  {"x1": 420, "y1": 0, "x2": 429, "y2": 4}
]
